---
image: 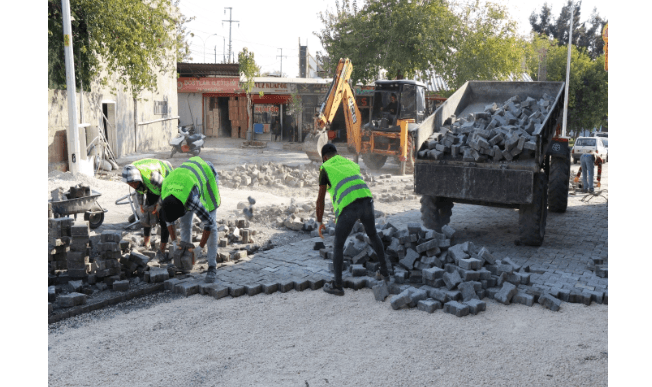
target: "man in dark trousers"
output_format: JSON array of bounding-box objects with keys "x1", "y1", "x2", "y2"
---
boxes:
[
  {"x1": 159, "y1": 156, "x2": 221, "y2": 283},
  {"x1": 121, "y1": 158, "x2": 173, "y2": 260},
  {"x1": 316, "y1": 144, "x2": 391, "y2": 296},
  {"x1": 272, "y1": 117, "x2": 281, "y2": 142}
]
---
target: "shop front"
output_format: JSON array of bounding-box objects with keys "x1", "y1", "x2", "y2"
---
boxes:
[
  {"x1": 250, "y1": 80, "x2": 295, "y2": 141},
  {"x1": 177, "y1": 76, "x2": 243, "y2": 138}
]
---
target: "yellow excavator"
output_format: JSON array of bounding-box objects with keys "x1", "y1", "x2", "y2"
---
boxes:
[{"x1": 303, "y1": 58, "x2": 428, "y2": 175}]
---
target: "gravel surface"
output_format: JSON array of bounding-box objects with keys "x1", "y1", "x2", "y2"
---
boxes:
[{"x1": 48, "y1": 289, "x2": 608, "y2": 387}]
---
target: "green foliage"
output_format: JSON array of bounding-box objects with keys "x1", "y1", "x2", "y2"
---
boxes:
[
  {"x1": 315, "y1": 0, "x2": 456, "y2": 85},
  {"x1": 315, "y1": 0, "x2": 526, "y2": 90},
  {"x1": 237, "y1": 47, "x2": 260, "y2": 93},
  {"x1": 287, "y1": 92, "x2": 303, "y2": 121},
  {"x1": 529, "y1": 0, "x2": 607, "y2": 59},
  {"x1": 441, "y1": 0, "x2": 527, "y2": 90},
  {"x1": 527, "y1": 40, "x2": 607, "y2": 136},
  {"x1": 48, "y1": 0, "x2": 192, "y2": 98},
  {"x1": 172, "y1": 0, "x2": 195, "y2": 62}
]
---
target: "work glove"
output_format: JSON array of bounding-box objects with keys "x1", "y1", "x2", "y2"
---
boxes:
[
  {"x1": 596, "y1": 181, "x2": 601, "y2": 188},
  {"x1": 318, "y1": 222, "x2": 326, "y2": 239},
  {"x1": 573, "y1": 176, "x2": 579, "y2": 183}
]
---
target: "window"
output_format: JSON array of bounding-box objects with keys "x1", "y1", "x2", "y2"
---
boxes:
[
  {"x1": 154, "y1": 100, "x2": 168, "y2": 115},
  {"x1": 575, "y1": 138, "x2": 596, "y2": 147}
]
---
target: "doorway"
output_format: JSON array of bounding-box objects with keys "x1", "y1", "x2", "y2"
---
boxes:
[{"x1": 101, "y1": 101, "x2": 117, "y2": 154}]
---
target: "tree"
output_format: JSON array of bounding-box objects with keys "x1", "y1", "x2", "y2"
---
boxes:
[
  {"x1": 441, "y1": 0, "x2": 528, "y2": 90},
  {"x1": 172, "y1": 0, "x2": 196, "y2": 62},
  {"x1": 526, "y1": 39, "x2": 607, "y2": 137},
  {"x1": 48, "y1": 0, "x2": 194, "y2": 97},
  {"x1": 529, "y1": 1, "x2": 607, "y2": 59},
  {"x1": 238, "y1": 47, "x2": 261, "y2": 137},
  {"x1": 287, "y1": 92, "x2": 304, "y2": 141},
  {"x1": 314, "y1": 0, "x2": 456, "y2": 85}
]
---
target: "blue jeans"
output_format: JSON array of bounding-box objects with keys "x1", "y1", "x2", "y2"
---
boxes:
[
  {"x1": 179, "y1": 209, "x2": 219, "y2": 267},
  {"x1": 580, "y1": 154, "x2": 594, "y2": 192}
]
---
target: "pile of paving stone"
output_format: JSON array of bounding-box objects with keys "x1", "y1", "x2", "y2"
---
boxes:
[
  {"x1": 317, "y1": 221, "x2": 607, "y2": 316},
  {"x1": 418, "y1": 93, "x2": 557, "y2": 163},
  {"x1": 218, "y1": 162, "x2": 376, "y2": 190}
]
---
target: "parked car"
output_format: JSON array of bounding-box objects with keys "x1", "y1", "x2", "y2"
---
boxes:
[
  {"x1": 572, "y1": 136, "x2": 608, "y2": 164},
  {"x1": 594, "y1": 132, "x2": 608, "y2": 138}
]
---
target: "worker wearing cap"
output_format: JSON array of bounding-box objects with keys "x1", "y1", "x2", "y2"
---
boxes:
[
  {"x1": 575, "y1": 152, "x2": 604, "y2": 193},
  {"x1": 159, "y1": 156, "x2": 221, "y2": 283},
  {"x1": 316, "y1": 143, "x2": 391, "y2": 296},
  {"x1": 121, "y1": 159, "x2": 173, "y2": 259}
]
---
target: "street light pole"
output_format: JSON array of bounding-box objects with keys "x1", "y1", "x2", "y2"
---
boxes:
[
  {"x1": 61, "y1": 0, "x2": 81, "y2": 175},
  {"x1": 562, "y1": 6, "x2": 574, "y2": 138},
  {"x1": 196, "y1": 33, "x2": 218, "y2": 63}
]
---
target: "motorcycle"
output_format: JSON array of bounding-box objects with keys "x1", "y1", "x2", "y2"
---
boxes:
[{"x1": 170, "y1": 125, "x2": 206, "y2": 157}]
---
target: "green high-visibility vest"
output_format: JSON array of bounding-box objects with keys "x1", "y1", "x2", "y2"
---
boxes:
[
  {"x1": 132, "y1": 158, "x2": 173, "y2": 196},
  {"x1": 320, "y1": 155, "x2": 372, "y2": 221},
  {"x1": 161, "y1": 157, "x2": 220, "y2": 212}
]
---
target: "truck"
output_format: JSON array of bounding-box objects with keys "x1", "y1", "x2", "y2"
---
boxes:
[
  {"x1": 414, "y1": 81, "x2": 570, "y2": 246},
  {"x1": 303, "y1": 58, "x2": 429, "y2": 175}
]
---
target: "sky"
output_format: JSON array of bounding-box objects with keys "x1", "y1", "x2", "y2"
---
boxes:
[{"x1": 178, "y1": 0, "x2": 610, "y2": 78}]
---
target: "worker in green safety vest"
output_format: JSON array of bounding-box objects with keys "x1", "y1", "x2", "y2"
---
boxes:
[
  {"x1": 316, "y1": 144, "x2": 391, "y2": 296},
  {"x1": 159, "y1": 156, "x2": 221, "y2": 283},
  {"x1": 121, "y1": 158, "x2": 173, "y2": 259}
]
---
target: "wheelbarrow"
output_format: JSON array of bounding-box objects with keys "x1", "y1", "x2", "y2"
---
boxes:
[
  {"x1": 49, "y1": 190, "x2": 107, "y2": 229},
  {"x1": 115, "y1": 188, "x2": 145, "y2": 230}
]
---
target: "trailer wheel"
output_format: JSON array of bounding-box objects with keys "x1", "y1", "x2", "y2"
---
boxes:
[
  {"x1": 548, "y1": 155, "x2": 570, "y2": 213},
  {"x1": 420, "y1": 195, "x2": 454, "y2": 232},
  {"x1": 362, "y1": 153, "x2": 387, "y2": 170},
  {"x1": 518, "y1": 172, "x2": 548, "y2": 246},
  {"x1": 88, "y1": 211, "x2": 105, "y2": 229}
]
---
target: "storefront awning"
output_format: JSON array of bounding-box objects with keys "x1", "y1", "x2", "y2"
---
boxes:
[{"x1": 252, "y1": 94, "x2": 292, "y2": 104}]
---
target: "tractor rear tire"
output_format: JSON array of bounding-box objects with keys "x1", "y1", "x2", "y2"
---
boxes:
[
  {"x1": 420, "y1": 195, "x2": 454, "y2": 232},
  {"x1": 518, "y1": 172, "x2": 548, "y2": 246},
  {"x1": 548, "y1": 155, "x2": 570, "y2": 213},
  {"x1": 363, "y1": 153, "x2": 387, "y2": 170}
]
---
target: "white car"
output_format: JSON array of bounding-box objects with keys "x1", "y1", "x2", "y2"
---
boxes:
[{"x1": 571, "y1": 137, "x2": 608, "y2": 164}]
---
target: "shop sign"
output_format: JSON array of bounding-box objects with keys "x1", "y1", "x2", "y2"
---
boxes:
[
  {"x1": 251, "y1": 82, "x2": 296, "y2": 94},
  {"x1": 177, "y1": 77, "x2": 240, "y2": 93},
  {"x1": 254, "y1": 105, "x2": 279, "y2": 114}
]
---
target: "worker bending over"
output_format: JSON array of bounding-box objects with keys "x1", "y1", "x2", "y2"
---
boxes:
[
  {"x1": 316, "y1": 144, "x2": 391, "y2": 296},
  {"x1": 159, "y1": 156, "x2": 221, "y2": 283},
  {"x1": 121, "y1": 158, "x2": 173, "y2": 260},
  {"x1": 576, "y1": 152, "x2": 603, "y2": 193}
]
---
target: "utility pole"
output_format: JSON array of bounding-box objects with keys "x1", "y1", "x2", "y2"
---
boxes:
[
  {"x1": 61, "y1": 0, "x2": 81, "y2": 175},
  {"x1": 277, "y1": 48, "x2": 288, "y2": 77},
  {"x1": 223, "y1": 7, "x2": 239, "y2": 63},
  {"x1": 223, "y1": 37, "x2": 226, "y2": 63},
  {"x1": 561, "y1": 5, "x2": 574, "y2": 138},
  {"x1": 214, "y1": 45, "x2": 217, "y2": 63}
]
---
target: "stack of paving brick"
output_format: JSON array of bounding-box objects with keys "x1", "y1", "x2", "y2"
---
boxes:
[
  {"x1": 322, "y1": 221, "x2": 575, "y2": 316},
  {"x1": 67, "y1": 223, "x2": 92, "y2": 279},
  {"x1": 93, "y1": 231, "x2": 126, "y2": 287},
  {"x1": 417, "y1": 94, "x2": 556, "y2": 163},
  {"x1": 48, "y1": 218, "x2": 74, "y2": 273}
]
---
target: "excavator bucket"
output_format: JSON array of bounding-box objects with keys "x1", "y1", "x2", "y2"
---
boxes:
[{"x1": 303, "y1": 130, "x2": 329, "y2": 163}]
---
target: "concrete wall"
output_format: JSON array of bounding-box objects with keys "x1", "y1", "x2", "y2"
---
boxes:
[
  {"x1": 48, "y1": 66, "x2": 178, "y2": 172},
  {"x1": 178, "y1": 93, "x2": 203, "y2": 130}
]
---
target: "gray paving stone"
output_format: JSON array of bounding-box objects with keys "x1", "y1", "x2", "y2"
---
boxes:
[
  {"x1": 408, "y1": 288, "x2": 428, "y2": 308},
  {"x1": 175, "y1": 281, "x2": 200, "y2": 297},
  {"x1": 458, "y1": 282, "x2": 479, "y2": 302},
  {"x1": 246, "y1": 284, "x2": 263, "y2": 296},
  {"x1": 278, "y1": 280, "x2": 294, "y2": 293},
  {"x1": 494, "y1": 282, "x2": 518, "y2": 305},
  {"x1": 512, "y1": 291, "x2": 535, "y2": 306},
  {"x1": 372, "y1": 281, "x2": 390, "y2": 302},
  {"x1": 443, "y1": 270, "x2": 462, "y2": 290},
  {"x1": 308, "y1": 278, "x2": 325, "y2": 290},
  {"x1": 444, "y1": 301, "x2": 470, "y2": 317},
  {"x1": 417, "y1": 299, "x2": 442, "y2": 313},
  {"x1": 464, "y1": 299, "x2": 486, "y2": 315},
  {"x1": 229, "y1": 284, "x2": 246, "y2": 297},
  {"x1": 538, "y1": 293, "x2": 562, "y2": 311},
  {"x1": 390, "y1": 289, "x2": 412, "y2": 310},
  {"x1": 58, "y1": 292, "x2": 87, "y2": 308}
]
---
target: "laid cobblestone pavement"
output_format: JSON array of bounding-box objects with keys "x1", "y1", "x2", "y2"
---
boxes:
[{"x1": 173, "y1": 163, "x2": 608, "y2": 306}]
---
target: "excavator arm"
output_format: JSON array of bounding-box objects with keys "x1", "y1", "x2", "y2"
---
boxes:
[{"x1": 304, "y1": 58, "x2": 361, "y2": 162}]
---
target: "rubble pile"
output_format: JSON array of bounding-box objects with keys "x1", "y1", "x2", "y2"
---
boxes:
[
  {"x1": 218, "y1": 162, "x2": 375, "y2": 190},
  {"x1": 321, "y1": 221, "x2": 599, "y2": 316},
  {"x1": 418, "y1": 93, "x2": 556, "y2": 163}
]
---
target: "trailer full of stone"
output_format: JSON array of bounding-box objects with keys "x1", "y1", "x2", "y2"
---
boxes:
[
  {"x1": 319, "y1": 221, "x2": 606, "y2": 316},
  {"x1": 417, "y1": 94, "x2": 556, "y2": 163}
]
